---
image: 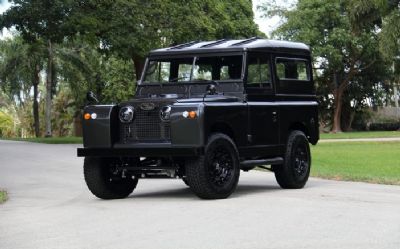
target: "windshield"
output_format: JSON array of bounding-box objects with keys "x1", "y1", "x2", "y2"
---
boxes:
[{"x1": 143, "y1": 55, "x2": 243, "y2": 83}]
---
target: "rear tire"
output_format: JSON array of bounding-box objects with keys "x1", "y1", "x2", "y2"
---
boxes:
[
  {"x1": 185, "y1": 133, "x2": 240, "y2": 199},
  {"x1": 274, "y1": 130, "x2": 311, "y2": 189},
  {"x1": 84, "y1": 157, "x2": 138, "y2": 199}
]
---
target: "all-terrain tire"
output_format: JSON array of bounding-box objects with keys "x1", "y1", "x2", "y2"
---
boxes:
[
  {"x1": 84, "y1": 157, "x2": 138, "y2": 199},
  {"x1": 274, "y1": 130, "x2": 311, "y2": 189},
  {"x1": 185, "y1": 133, "x2": 240, "y2": 199}
]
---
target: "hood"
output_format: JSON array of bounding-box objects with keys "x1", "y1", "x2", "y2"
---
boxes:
[{"x1": 120, "y1": 95, "x2": 240, "y2": 107}]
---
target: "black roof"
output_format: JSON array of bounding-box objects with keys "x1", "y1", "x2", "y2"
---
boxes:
[{"x1": 149, "y1": 37, "x2": 310, "y2": 56}]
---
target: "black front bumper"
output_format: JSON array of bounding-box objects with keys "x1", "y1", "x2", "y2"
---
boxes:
[{"x1": 77, "y1": 146, "x2": 203, "y2": 157}]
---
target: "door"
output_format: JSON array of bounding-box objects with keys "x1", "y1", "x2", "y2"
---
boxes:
[{"x1": 246, "y1": 53, "x2": 279, "y2": 148}]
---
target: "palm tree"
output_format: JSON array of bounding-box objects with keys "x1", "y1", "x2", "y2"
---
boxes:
[{"x1": 0, "y1": 36, "x2": 44, "y2": 137}]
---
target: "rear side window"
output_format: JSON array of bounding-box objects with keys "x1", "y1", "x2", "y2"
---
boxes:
[
  {"x1": 247, "y1": 54, "x2": 271, "y2": 87},
  {"x1": 276, "y1": 58, "x2": 310, "y2": 81},
  {"x1": 274, "y1": 57, "x2": 314, "y2": 95}
]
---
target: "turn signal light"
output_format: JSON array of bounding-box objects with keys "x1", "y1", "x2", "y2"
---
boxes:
[
  {"x1": 189, "y1": 111, "x2": 197, "y2": 119},
  {"x1": 84, "y1": 113, "x2": 91, "y2": 120}
]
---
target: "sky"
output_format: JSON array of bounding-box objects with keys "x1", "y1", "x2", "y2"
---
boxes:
[
  {"x1": 0, "y1": 0, "x2": 293, "y2": 39},
  {"x1": 0, "y1": 0, "x2": 11, "y2": 39},
  {"x1": 253, "y1": 0, "x2": 287, "y2": 36}
]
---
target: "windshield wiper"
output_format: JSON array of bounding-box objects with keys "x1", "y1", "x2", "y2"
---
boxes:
[
  {"x1": 169, "y1": 76, "x2": 189, "y2": 82},
  {"x1": 192, "y1": 79, "x2": 220, "y2": 85}
]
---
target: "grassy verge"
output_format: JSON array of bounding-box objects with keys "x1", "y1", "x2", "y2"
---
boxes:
[
  {"x1": 311, "y1": 141, "x2": 400, "y2": 185},
  {"x1": 0, "y1": 190, "x2": 8, "y2": 204},
  {"x1": 320, "y1": 131, "x2": 400, "y2": 140},
  {"x1": 1, "y1": 136, "x2": 83, "y2": 144}
]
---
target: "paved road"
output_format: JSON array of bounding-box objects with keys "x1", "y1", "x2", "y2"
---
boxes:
[{"x1": 0, "y1": 140, "x2": 399, "y2": 249}]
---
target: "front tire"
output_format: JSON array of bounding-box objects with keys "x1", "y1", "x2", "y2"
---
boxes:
[
  {"x1": 274, "y1": 130, "x2": 311, "y2": 189},
  {"x1": 185, "y1": 133, "x2": 240, "y2": 199},
  {"x1": 84, "y1": 157, "x2": 138, "y2": 199}
]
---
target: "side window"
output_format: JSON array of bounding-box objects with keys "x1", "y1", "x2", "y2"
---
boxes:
[
  {"x1": 247, "y1": 54, "x2": 271, "y2": 87},
  {"x1": 276, "y1": 58, "x2": 310, "y2": 81}
]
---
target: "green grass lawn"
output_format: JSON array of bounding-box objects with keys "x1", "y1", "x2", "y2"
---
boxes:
[
  {"x1": 1, "y1": 136, "x2": 83, "y2": 144},
  {"x1": 0, "y1": 190, "x2": 8, "y2": 204},
  {"x1": 320, "y1": 131, "x2": 400, "y2": 139},
  {"x1": 311, "y1": 141, "x2": 400, "y2": 185}
]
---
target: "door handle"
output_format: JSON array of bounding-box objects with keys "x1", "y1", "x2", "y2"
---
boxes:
[{"x1": 272, "y1": 111, "x2": 278, "y2": 122}]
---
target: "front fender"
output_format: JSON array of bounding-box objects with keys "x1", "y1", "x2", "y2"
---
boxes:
[
  {"x1": 170, "y1": 103, "x2": 205, "y2": 147},
  {"x1": 82, "y1": 105, "x2": 118, "y2": 148}
]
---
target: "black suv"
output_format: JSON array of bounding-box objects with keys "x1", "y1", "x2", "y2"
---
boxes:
[{"x1": 77, "y1": 38, "x2": 319, "y2": 200}]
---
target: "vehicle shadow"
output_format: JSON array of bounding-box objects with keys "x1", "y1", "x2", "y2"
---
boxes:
[
  {"x1": 130, "y1": 183, "x2": 281, "y2": 200},
  {"x1": 130, "y1": 187, "x2": 195, "y2": 199},
  {"x1": 233, "y1": 184, "x2": 281, "y2": 197}
]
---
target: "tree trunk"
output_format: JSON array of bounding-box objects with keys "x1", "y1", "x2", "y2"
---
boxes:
[
  {"x1": 45, "y1": 40, "x2": 53, "y2": 137},
  {"x1": 331, "y1": 86, "x2": 344, "y2": 133},
  {"x1": 33, "y1": 64, "x2": 40, "y2": 137},
  {"x1": 346, "y1": 111, "x2": 356, "y2": 131},
  {"x1": 133, "y1": 56, "x2": 145, "y2": 81}
]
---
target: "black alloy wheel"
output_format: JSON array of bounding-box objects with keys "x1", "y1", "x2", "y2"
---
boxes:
[
  {"x1": 207, "y1": 146, "x2": 234, "y2": 187},
  {"x1": 185, "y1": 133, "x2": 240, "y2": 199},
  {"x1": 274, "y1": 130, "x2": 311, "y2": 189}
]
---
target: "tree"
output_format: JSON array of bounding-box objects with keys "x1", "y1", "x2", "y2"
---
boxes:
[
  {"x1": 55, "y1": 37, "x2": 137, "y2": 135},
  {"x1": 0, "y1": 37, "x2": 44, "y2": 137},
  {"x1": 260, "y1": 0, "x2": 390, "y2": 132},
  {"x1": 72, "y1": 0, "x2": 260, "y2": 80},
  {"x1": 0, "y1": 0, "x2": 78, "y2": 137},
  {"x1": 347, "y1": 0, "x2": 400, "y2": 59}
]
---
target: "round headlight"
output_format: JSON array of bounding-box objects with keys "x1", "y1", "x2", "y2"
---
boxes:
[
  {"x1": 119, "y1": 106, "x2": 135, "y2": 123},
  {"x1": 160, "y1": 105, "x2": 172, "y2": 121}
]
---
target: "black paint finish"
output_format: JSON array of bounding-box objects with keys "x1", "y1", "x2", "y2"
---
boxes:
[{"x1": 78, "y1": 38, "x2": 319, "y2": 162}]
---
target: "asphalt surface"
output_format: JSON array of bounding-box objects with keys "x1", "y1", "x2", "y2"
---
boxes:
[{"x1": 0, "y1": 140, "x2": 399, "y2": 249}]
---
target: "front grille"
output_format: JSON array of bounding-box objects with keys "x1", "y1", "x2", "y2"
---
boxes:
[{"x1": 120, "y1": 106, "x2": 171, "y2": 143}]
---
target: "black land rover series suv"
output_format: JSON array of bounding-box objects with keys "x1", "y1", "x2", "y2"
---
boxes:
[{"x1": 77, "y1": 38, "x2": 319, "y2": 200}]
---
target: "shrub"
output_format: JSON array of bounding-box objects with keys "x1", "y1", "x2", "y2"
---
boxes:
[
  {"x1": 0, "y1": 111, "x2": 15, "y2": 137},
  {"x1": 369, "y1": 122, "x2": 400, "y2": 131}
]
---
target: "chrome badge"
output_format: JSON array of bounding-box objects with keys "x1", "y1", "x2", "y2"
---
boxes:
[{"x1": 140, "y1": 102, "x2": 156, "y2": 111}]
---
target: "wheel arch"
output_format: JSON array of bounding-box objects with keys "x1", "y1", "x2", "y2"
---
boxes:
[
  {"x1": 209, "y1": 122, "x2": 236, "y2": 143},
  {"x1": 288, "y1": 122, "x2": 309, "y2": 141}
]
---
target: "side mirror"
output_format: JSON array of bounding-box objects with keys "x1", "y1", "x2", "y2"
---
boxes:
[
  {"x1": 86, "y1": 91, "x2": 99, "y2": 103},
  {"x1": 206, "y1": 84, "x2": 217, "y2": 95}
]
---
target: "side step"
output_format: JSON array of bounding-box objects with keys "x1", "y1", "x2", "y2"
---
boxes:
[{"x1": 240, "y1": 157, "x2": 284, "y2": 170}]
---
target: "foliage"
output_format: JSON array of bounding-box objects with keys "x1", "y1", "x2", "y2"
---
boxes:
[
  {"x1": 260, "y1": 0, "x2": 392, "y2": 132},
  {"x1": 369, "y1": 122, "x2": 400, "y2": 131},
  {"x1": 52, "y1": 84, "x2": 75, "y2": 136},
  {"x1": 0, "y1": 190, "x2": 7, "y2": 204},
  {"x1": 0, "y1": 1, "x2": 261, "y2": 138},
  {"x1": 72, "y1": 0, "x2": 260, "y2": 79},
  {"x1": 0, "y1": 0, "x2": 82, "y2": 137},
  {"x1": 0, "y1": 37, "x2": 40, "y2": 104},
  {"x1": 1, "y1": 136, "x2": 83, "y2": 144},
  {"x1": 0, "y1": 36, "x2": 44, "y2": 137},
  {"x1": 57, "y1": 40, "x2": 136, "y2": 107},
  {"x1": 0, "y1": 110, "x2": 14, "y2": 137},
  {"x1": 349, "y1": 0, "x2": 400, "y2": 59},
  {"x1": 0, "y1": 0, "x2": 77, "y2": 43}
]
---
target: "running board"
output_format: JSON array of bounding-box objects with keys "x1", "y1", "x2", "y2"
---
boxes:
[{"x1": 240, "y1": 157, "x2": 284, "y2": 169}]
